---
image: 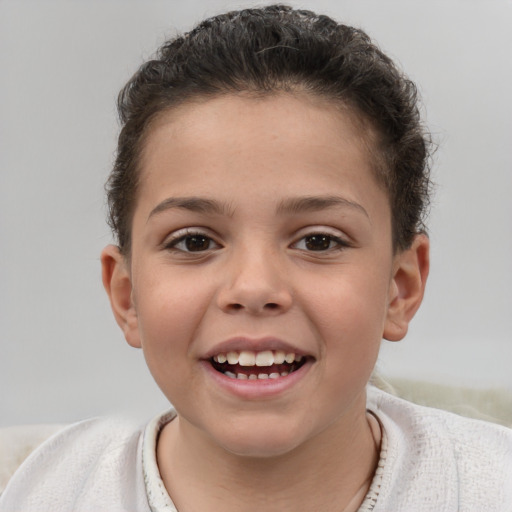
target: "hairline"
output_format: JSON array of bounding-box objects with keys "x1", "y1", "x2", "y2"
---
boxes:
[{"x1": 119, "y1": 88, "x2": 396, "y2": 258}]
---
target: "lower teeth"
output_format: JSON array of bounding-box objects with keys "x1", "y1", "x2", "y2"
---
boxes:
[{"x1": 223, "y1": 370, "x2": 290, "y2": 380}]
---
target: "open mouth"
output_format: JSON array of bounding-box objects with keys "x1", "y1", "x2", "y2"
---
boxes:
[{"x1": 210, "y1": 349, "x2": 309, "y2": 380}]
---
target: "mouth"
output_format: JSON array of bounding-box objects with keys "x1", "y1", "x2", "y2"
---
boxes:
[{"x1": 209, "y1": 350, "x2": 309, "y2": 380}]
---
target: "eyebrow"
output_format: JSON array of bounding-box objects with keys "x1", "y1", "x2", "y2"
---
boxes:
[
  {"x1": 147, "y1": 197, "x2": 233, "y2": 221},
  {"x1": 147, "y1": 194, "x2": 369, "y2": 221},
  {"x1": 276, "y1": 195, "x2": 369, "y2": 219}
]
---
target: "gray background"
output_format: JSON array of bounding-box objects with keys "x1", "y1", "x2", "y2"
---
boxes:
[{"x1": 1, "y1": 0, "x2": 511, "y2": 426}]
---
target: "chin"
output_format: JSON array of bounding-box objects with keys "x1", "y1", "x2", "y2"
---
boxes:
[
  {"x1": 222, "y1": 437, "x2": 300, "y2": 459},
  {"x1": 212, "y1": 420, "x2": 311, "y2": 459}
]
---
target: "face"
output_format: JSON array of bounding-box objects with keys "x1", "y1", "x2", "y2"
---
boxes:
[{"x1": 103, "y1": 93, "x2": 427, "y2": 458}]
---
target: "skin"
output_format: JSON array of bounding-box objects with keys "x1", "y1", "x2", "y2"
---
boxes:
[{"x1": 102, "y1": 93, "x2": 429, "y2": 512}]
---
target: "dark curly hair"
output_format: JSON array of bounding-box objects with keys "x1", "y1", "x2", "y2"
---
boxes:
[{"x1": 107, "y1": 4, "x2": 432, "y2": 254}]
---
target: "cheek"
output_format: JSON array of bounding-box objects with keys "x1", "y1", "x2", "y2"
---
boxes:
[
  {"x1": 306, "y1": 270, "x2": 389, "y2": 373},
  {"x1": 309, "y1": 266, "x2": 389, "y2": 329},
  {"x1": 133, "y1": 267, "x2": 214, "y2": 377}
]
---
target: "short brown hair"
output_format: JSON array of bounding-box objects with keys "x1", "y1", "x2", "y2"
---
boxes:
[{"x1": 107, "y1": 4, "x2": 432, "y2": 254}]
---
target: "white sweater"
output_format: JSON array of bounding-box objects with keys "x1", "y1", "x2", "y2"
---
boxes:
[{"x1": 1, "y1": 387, "x2": 511, "y2": 511}]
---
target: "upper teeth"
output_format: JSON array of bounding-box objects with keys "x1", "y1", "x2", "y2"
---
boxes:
[{"x1": 213, "y1": 350, "x2": 303, "y2": 366}]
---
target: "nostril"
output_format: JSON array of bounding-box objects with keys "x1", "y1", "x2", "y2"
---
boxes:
[{"x1": 227, "y1": 302, "x2": 279, "y2": 312}]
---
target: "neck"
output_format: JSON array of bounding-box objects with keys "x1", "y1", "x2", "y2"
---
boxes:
[{"x1": 157, "y1": 398, "x2": 380, "y2": 512}]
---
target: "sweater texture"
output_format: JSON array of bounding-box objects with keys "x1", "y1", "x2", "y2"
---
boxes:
[{"x1": 1, "y1": 387, "x2": 511, "y2": 511}]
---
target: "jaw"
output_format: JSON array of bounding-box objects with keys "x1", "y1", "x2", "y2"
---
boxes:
[{"x1": 169, "y1": 377, "x2": 370, "y2": 462}]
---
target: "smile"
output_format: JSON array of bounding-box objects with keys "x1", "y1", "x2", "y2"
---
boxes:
[{"x1": 211, "y1": 350, "x2": 307, "y2": 380}]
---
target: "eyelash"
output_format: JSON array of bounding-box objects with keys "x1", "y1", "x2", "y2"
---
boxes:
[
  {"x1": 163, "y1": 229, "x2": 221, "y2": 253},
  {"x1": 292, "y1": 232, "x2": 349, "y2": 252},
  {"x1": 163, "y1": 229, "x2": 349, "y2": 254}
]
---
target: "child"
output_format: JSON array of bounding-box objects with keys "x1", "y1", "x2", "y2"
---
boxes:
[{"x1": 1, "y1": 5, "x2": 511, "y2": 511}]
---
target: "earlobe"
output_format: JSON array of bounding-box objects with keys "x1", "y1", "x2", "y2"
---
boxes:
[
  {"x1": 383, "y1": 234, "x2": 430, "y2": 342},
  {"x1": 101, "y1": 245, "x2": 142, "y2": 348}
]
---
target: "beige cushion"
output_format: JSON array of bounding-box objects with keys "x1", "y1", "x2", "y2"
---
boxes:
[
  {"x1": 372, "y1": 375, "x2": 512, "y2": 427},
  {"x1": 0, "y1": 424, "x2": 65, "y2": 494}
]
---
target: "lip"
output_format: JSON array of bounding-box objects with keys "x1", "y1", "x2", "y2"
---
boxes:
[
  {"x1": 200, "y1": 357, "x2": 314, "y2": 399},
  {"x1": 203, "y1": 336, "x2": 311, "y2": 359},
  {"x1": 200, "y1": 337, "x2": 316, "y2": 399}
]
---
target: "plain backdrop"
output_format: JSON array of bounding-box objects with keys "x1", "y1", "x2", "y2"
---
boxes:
[{"x1": 1, "y1": 0, "x2": 511, "y2": 426}]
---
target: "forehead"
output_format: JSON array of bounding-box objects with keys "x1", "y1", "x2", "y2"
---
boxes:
[{"x1": 136, "y1": 93, "x2": 387, "y2": 218}]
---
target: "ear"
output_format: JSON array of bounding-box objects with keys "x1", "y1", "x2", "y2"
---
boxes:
[
  {"x1": 383, "y1": 234, "x2": 430, "y2": 341},
  {"x1": 101, "y1": 245, "x2": 142, "y2": 348}
]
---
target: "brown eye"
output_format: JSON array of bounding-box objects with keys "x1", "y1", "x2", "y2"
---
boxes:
[
  {"x1": 183, "y1": 235, "x2": 212, "y2": 251},
  {"x1": 166, "y1": 231, "x2": 220, "y2": 253},
  {"x1": 304, "y1": 235, "x2": 334, "y2": 251},
  {"x1": 292, "y1": 232, "x2": 348, "y2": 252}
]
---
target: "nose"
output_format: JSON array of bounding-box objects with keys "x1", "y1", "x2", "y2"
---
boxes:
[{"x1": 216, "y1": 247, "x2": 293, "y2": 315}]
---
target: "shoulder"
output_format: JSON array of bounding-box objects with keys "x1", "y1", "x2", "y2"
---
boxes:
[
  {"x1": 0, "y1": 416, "x2": 150, "y2": 512},
  {"x1": 0, "y1": 423, "x2": 66, "y2": 494},
  {"x1": 368, "y1": 385, "x2": 512, "y2": 455},
  {"x1": 367, "y1": 386, "x2": 512, "y2": 511}
]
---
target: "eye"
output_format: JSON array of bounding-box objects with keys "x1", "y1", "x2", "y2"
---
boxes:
[
  {"x1": 164, "y1": 230, "x2": 220, "y2": 253},
  {"x1": 293, "y1": 233, "x2": 348, "y2": 252}
]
